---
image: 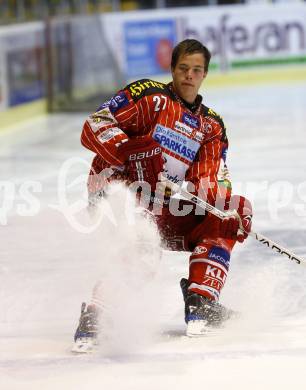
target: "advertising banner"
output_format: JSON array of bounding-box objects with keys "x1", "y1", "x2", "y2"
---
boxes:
[
  {"x1": 124, "y1": 19, "x2": 177, "y2": 77},
  {"x1": 102, "y1": 3, "x2": 306, "y2": 78},
  {"x1": 7, "y1": 47, "x2": 44, "y2": 106},
  {"x1": 0, "y1": 22, "x2": 44, "y2": 108},
  {"x1": 0, "y1": 45, "x2": 7, "y2": 112},
  {"x1": 178, "y1": 4, "x2": 306, "y2": 69}
]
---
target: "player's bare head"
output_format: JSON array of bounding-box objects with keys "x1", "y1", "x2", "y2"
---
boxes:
[{"x1": 171, "y1": 39, "x2": 211, "y2": 73}]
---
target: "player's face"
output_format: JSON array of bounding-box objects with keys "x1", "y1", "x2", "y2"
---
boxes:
[{"x1": 171, "y1": 53, "x2": 207, "y2": 104}]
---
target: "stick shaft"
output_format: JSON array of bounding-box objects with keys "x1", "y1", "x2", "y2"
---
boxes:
[{"x1": 164, "y1": 179, "x2": 306, "y2": 267}]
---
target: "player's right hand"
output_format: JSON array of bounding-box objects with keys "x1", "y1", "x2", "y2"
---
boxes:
[{"x1": 117, "y1": 136, "x2": 164, "y2": 191}]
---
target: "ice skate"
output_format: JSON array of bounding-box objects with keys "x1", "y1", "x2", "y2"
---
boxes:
[
  {"x1": 72, "y1": 302, "x2": 100, "y2": 353},
  {"x1": 184, "y1": 292, "x2": 212, "y2": 337},
  {"x1": 181, "y1": 278, "x2": 235, "y2": 337}
]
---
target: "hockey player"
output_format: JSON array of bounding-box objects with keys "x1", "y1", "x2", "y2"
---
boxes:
[{"x1": 73, "y1": 39, "x2": 252, "y2": 350}]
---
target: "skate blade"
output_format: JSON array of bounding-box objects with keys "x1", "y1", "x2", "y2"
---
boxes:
[
  {"x1": 186, "y1": 320, "x2": 209, "y2": 337},
  {"x1": 71, "y1": 337, "x2": 98, "y2": 354}
]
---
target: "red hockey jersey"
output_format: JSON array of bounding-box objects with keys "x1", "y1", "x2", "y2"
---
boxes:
[{"x1": 81, "y1": 79, "x2": 231, "y2": 204}]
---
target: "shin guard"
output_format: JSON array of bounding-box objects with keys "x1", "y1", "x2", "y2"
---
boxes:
[{"x1": 188, "y1": 242, "x2": 231, "y2": 301}]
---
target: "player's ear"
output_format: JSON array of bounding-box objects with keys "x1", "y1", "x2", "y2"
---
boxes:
[{"x1": 203, "y1": 71, "x2": 208, "y2": 80}]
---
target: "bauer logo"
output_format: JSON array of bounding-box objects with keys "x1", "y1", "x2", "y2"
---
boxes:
[
  {"x1": 208, "y1": 246, "x2": 230, "y2": 269},
  {"x1": 182, "y1": 113, "x2": 200, "y2": 129},
  {"x1": 109, "y1": 92, "x2": 129, "y2": 113},
  {"x1": 128, "y1": 147, "x2": 162, "y2": 161},
  {"x1": 153, "y1": 124, "x2": 200, "y2": 162}
]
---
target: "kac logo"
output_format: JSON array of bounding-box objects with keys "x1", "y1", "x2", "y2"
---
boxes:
[
  {"x1": 203, "y1": 123, "x2": 212, "y2": 134},
  {"x1": 193, "y1": 246, "x2": 207, "y2": 255}
]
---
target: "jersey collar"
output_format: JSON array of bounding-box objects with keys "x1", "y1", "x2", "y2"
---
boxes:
[{"x1": 168, "y1": 82, "x2": 203, "y2": 115}]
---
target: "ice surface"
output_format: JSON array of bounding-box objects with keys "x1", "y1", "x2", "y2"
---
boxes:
[{"x1": 1, "y1": 80, "x2": 306, "y2": 389}]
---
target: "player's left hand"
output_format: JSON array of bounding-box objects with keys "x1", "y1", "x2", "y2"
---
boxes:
[{"x1": 219, "y1": 195, "x2": 253, "y2": 243}]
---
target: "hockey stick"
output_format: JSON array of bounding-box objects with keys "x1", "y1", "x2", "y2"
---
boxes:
[{"x1": 163, "y1": 178, "x2": 306, "y2": 267}]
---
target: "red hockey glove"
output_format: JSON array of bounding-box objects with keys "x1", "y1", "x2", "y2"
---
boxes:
[
  {"x1": 219, "y1": 195, "x2": 253, "y2": 243},
  {"x1": 118, "y1": 136, "x2": 164, "y2": 190}
]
